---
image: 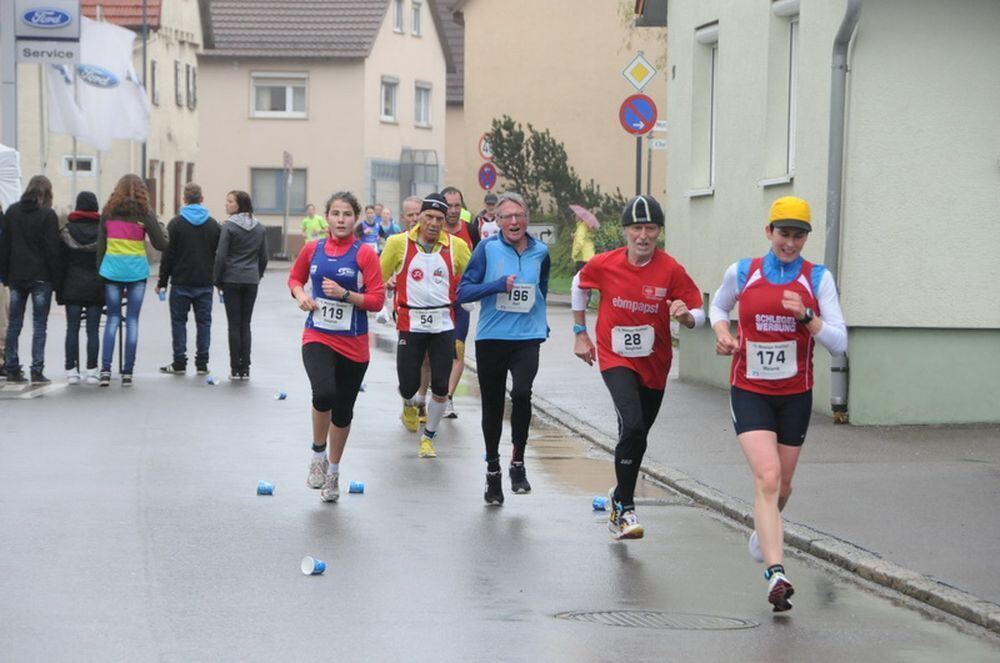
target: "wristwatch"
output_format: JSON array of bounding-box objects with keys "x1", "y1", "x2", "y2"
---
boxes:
[
  {"x1": 572, "y1": 323, "x2": 587, "y2": 335},
  {"x1": 799, "y1": 307, "x2": 814, "y2": 325},
  {"x1": 340, "y1": 290, "x2": 352, "y2": 302}
]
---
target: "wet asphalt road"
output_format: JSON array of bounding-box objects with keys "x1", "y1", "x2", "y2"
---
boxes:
[{"x1": 1, "y1": 275, "x2": 999, "y2": 661}]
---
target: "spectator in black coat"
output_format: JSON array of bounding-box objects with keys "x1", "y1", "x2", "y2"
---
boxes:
[
  {"x1": 57, "y1": 191, "x2": 104, "y2": 384},
  {"x1": 0, "y1": 175, "x2": 61, "y2": 383}
]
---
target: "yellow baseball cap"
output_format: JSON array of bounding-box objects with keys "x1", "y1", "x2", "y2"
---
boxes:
[{"x1": 768, "y1": 196, "x2": 812, "y2": 232}]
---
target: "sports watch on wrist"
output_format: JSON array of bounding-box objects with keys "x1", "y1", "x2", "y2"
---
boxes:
[
  {"x1": 340, "y1": 290, "x2": 352, "y2": 302},
  {"x1": 798, "y1": 307, "x2": 814, "y2": 325},
  {"x1": 572, "y1": 323, "x2": 587, "y2": 335}
]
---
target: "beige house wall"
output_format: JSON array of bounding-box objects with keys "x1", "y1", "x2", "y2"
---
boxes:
[
  {"x1": 364, "y1": 0, "x2": 448, "y2": 202},
  {"x1": 11, "y1": 4, "x2": 202, "y2": 218},
  {"x1": 196, "y1": 58, "x2": 367, "y2": 246},
  {"x1": 444, "y1": 104, "x2": 466, "y2": 190},
  {"x1": 460, "y1": 0, "x2": 667, "y2": 210}
]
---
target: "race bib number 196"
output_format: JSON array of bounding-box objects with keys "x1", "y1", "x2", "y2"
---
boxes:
[
  {"x1": 611, "y1": 325, "x2": 654, "y2": 357},
  {"x1": 746, "y1": 340, "x2": 797, "y2": 380},
  {"x1": 495, "y1": 283, "x2": 535, "y2": 313},
  {"x1": 313, "y1": 297, "x2": 353, "y2": 331}
]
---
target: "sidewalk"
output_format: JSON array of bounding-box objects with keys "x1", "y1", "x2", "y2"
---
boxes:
[{"x1": 468, "y1": 303, "x2": 1000, "y2": 632}]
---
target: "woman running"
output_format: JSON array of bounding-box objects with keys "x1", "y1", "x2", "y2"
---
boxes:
[
  {"x1": 288, "y1": 192, "x2": 385, "y2": 503},
  {"x1": 710, "y1": 196, "x2": 847, "y2": 612}
]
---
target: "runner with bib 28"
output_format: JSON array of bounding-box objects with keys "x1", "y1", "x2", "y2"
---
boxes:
[
  {"x1": 572, "y1": 195, "x2": 704, "y2": 540},
  {"x1": 710, "y1": 196, "x2": 846, "y2": 612}
]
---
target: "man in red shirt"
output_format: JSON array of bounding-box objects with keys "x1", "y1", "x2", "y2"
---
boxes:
[{"x1": 572, "y1": 195, "x2": 704, "y2": 539}]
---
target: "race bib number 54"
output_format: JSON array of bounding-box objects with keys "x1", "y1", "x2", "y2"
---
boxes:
[
  {"x1": 746, "y1": 340, "x2": 797, "y2": 380},
  {"x1": 495, "y1": 283, "x2": 535, "y2": 313},
  {"x1": 611, "y1": 325, "x2": 654, "y2": 357},
  {"x1": 313, "y1": 297, "x2": 353, "y2": 331}
]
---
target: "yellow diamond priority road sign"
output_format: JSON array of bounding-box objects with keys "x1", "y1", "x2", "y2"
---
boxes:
[{"x1": 623, "y1": 52, "x2": 656, "y2": 91}]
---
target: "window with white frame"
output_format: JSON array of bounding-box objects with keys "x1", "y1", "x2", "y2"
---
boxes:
[
  {"x1": 381, "y1": 77, "x2": 399, "y2": 122},
  {"x1": 761, "y1": 1, "x2": 800, "y2": 184},
  {"x1": 393, "y1": 0, "x2": 404, "y2": 32},
  {"x1": 415, "y1": 83, "x2": 431, "y2": 127},
  {"x1": 150, "y1": 60, "x2": 159, "y2": 106},
  {"x1": 62, "y1": 156, "x2": 94, "y2": 176},
  {"x1": 412, "y1": 1, "x2": 422, "y2": 36},
  {"x1": 251, "y1": 73, "x2": 307, "y2": 118},
  {"x1": 689, "y1": 22, "x2": 719, "y2": 194}
]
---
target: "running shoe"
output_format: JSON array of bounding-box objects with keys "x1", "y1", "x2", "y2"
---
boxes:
[
  {"x1": 417, "y1": 403, "x2": 428, "y2": 423},
  {"x1": 748, "y1": 530, "x2": 764, "y2": 563},
  {"x1": 484, "y1": 470, "x2": 504, "y2": 505},
  {"x1": 159, "y1": 363, "x2": 185, "y2": 375},
  {"x1": 444, "y1": 396, "x2": 457, "y2": 419},
  {"x1": 98, "y1": 371, "x2": 111, "y2": 387},
  {"x1": 401, "y1": 404, "x2": 420, "y2": 432},
  {"x1": 307, "y1": 456, "x2": 329, "y2": 489},
  {"x1": 66, "y1": 370, "x2": 81, "y2": 385},
  {"x1": 85, "y1": 368, "x2": 100, "y2": 385},
  {"x1": 509, "y1": 462, "x2": 531, "y2": 494},
  {"x1": 320, "y1": 472, "x2": 340, "y2": 503},
  {"x1": 607, "y1": 488, "x2": 621, "y2": 533},
  {"x1": 767, "y1": 572, "x2": 795, "y2": 612},
  {"x1": 418, "y1": 434, "x2": 437, "y2": 458},
  {"x1": 30, "y1": 370, "x2": 50, "y2": 384},
  {"x1": 121, "y1": 373, "x2": 133, "y2": 387},
  {"x1": 616, "y1": 510, "x2": 645, "y2": 540}
]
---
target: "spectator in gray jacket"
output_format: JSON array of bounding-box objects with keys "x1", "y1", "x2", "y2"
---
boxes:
[{"x1": 214, "y1": 190, "x2": 267, "y2": 380}]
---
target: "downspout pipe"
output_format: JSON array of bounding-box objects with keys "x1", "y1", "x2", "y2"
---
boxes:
[{"x1": 825, "y1": 0, "x2": 862, "y2": 423}]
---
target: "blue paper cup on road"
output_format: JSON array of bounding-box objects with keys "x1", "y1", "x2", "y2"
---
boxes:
[
  {"x1": 592, "y1": 496, "x2": 608, "y2": 511},
  {"x1": 158, "y1": 290, "x2": 166, "y2": 301},
  {"x1": 207, "y1": 376, "x2": 218, "y2": 385},
  {"x1": 257, "y1": 480, "x2": 274, "y2": 495},
  {"x1": 301, "y1": 556, "x2": 326, "y2": 575},
  {"x1": 348, "y1": 481, "x2": 364, "y2": 494},
  {"x1": 275, "y1": 391, "x2": 288, "y2": 400}
]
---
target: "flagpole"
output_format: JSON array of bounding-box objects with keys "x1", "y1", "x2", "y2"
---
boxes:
[{"x1": 141, "y1": 0, "x2": 148, "y2": 179}]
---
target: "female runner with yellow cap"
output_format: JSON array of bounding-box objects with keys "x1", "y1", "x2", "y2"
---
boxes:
[{"x1": 710, "y1": 196, "x2": 847, "y2": 612}]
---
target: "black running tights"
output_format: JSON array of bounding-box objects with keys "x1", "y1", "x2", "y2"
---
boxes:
[{"x1": 602, "y1": 367, "x2": 665, "y2": 510}]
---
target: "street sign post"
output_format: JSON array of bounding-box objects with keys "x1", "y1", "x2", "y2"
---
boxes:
[
  {"x1": 478, "y1": 162, "x2": 497, "y2": 191},
  {"x1": 478, "y1": 133, "x2": 494, "y2": 161},
  {"x1": 281, "y1": 150, "x2": 293, "y2": 258}
]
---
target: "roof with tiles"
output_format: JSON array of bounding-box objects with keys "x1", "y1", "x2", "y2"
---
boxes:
[
  {"x1": 202, "y1": 0, "x2": 392, "y2": 59},
  {"x1": 81, "y1": 0, "x2": 163, "y2": 29},
  {"x1": 433, "y1": 0, "x2": 464, "y2": 105}
]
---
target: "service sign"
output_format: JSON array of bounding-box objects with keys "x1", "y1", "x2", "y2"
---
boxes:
[
  {"x1": 14, "y1": 0, "x2": 81, "y2": 40},
  {"x1": 16, "y1": 39, "x2": 80, "y2": 65}
]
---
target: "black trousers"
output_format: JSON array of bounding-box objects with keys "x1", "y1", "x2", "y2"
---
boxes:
[
  {"x1": 301, "y1": 342, "x2": 369, "y2": 428},
  {"x1": 222, "y1": 283, "x2": 258, "y2": 373},
  {"x1": 602, "y1": 367, "x2": 665, "y2": 510},
  {"x1": 397, "y1": 330, "x2": 453, "y2": 399},
  {"x1": 475, "y1": 339, "x2": 541, "y2": 462}
]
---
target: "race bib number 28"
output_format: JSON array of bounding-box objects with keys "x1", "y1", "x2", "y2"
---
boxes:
[{"x1": 611, "y1": 325, "x2": 654, "y2": 357}]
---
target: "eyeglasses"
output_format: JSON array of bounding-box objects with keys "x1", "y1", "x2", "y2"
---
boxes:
[{"x1": 498, "y1": 212, "x2": 528, "y2": 222}]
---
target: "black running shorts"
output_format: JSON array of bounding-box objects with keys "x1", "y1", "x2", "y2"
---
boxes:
[{"x1": 730, "y1": 385, "x2": 812, "y2": 447}]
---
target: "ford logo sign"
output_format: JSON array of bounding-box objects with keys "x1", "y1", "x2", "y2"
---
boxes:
[
  {"x1": 22, "y1": 8, "x2": 73, "y2": 28},
  {"x1": 76, "y1": 65, "x2": 120, "y2": 89}
]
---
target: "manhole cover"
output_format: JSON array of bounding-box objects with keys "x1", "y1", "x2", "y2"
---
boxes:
[{"x1": 554, "y1": 610, "x2": 758, "y2": 630}]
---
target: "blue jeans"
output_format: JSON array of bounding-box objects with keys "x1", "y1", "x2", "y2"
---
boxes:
[
  {"x1": 65, "y1": 304, "x2": 102, "y2": 370},
  {"x1": 169, "y1": 285, "x2": 213, "y2": 368},
  {"x1": 102, "y1": 280, "x2": 146, "y2": 374},
  {"x1": 4, "y1": 280, "x2": 53, "y2": 374}
]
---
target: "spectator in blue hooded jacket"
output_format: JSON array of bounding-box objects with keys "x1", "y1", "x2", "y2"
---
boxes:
[{"x1": 156, "y1": 183, "x2": 220, "y2": 375}]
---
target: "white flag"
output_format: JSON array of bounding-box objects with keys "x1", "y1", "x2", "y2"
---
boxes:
[{"x1": 46, "y1": 16, "x2": 150, "y2": 150}]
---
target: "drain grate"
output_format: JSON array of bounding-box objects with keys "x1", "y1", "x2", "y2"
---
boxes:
[{"x1": 555, "y1": 610, "x2": 758, "y2": 630}]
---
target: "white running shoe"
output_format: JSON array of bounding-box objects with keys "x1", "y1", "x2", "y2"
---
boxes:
[
  {"x1": 748, "y1": 530, "x2": 764, "y2": 563},
  {"x1": 443, "y1": 397, "x2": 457, "y2": 419},
  {"x1": 767, "y1": 572, "x2": 795, "y2": 612},
  {"x1": 320, "y1": 472, "x2": 340, "y2": 503},
  {"x1": 85, "y1": 368, "x2": 100, "y2": 385},
  {"x1": 66, "y1": 370, "x2": 81, "y2": 385},
  {"x1": 307, "y1": 456, "x2": 329, "y2": 489}
]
